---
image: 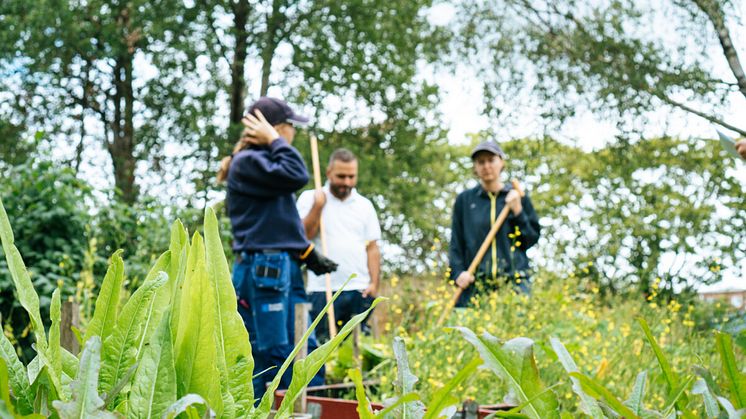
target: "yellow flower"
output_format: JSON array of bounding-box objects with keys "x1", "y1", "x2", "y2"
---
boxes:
[{"x1": 595, "y1": 358, "x2": 609, "y2": 379}]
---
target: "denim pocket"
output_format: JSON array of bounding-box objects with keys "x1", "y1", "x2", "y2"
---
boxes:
[{"x1": 252, "y1": 252, "x2": 291, "y2": 293}]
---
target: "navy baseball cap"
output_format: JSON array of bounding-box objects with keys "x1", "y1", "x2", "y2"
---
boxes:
[
  {"x1": 471, "y1": 140, "x2": 506, "y2": 159},
  {"x1": 246, "y1": 97, "x2": 310, "y2": 127}
]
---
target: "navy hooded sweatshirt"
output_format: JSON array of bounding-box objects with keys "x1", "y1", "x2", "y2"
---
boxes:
[{"x1": 226, "y1": 137, "x2": 310, "y2": 254}]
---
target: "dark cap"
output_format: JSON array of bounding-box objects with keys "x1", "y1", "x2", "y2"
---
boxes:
[
  {"x1": 246, "y1": 97, "x2": 310, "y2": 127},
  {"x1": 470, "y1": 140, "x2": 506, "y2": 159}
]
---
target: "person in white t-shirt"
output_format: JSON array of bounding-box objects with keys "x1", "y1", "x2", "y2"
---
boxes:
[{"x1": 296, "y1": 148, "x2": 381, "y2": 342}]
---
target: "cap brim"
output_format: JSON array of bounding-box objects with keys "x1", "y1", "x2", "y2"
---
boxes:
[
  {"x1": 471, "y1": 147, "x2": 504, "y2": 159},
  {"x1": 287, "y1": 114, "x2": 310, "y2": 127}
]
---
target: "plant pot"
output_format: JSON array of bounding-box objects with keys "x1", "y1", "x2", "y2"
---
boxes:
[{"x1": 268, "y1": 411, "x2": 312, "y2": 419}]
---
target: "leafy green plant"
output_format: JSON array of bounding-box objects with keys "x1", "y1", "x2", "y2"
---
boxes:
[
  {"x1": 0, "y1": 196, "x2": 380, "y2": 418},
  {"x1": 0, "y1": 162, "x2": 92, "y2": 362}
]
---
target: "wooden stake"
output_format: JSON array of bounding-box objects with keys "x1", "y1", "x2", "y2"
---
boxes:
[
  {"x1": 61, "y1": 301, "x2": 80, "y2": 355},
  {"x1": 294, "y1": 302, "x2": 311, "y2": 413},
  {"x1": 310, "y1": 135, "x2": 338, "y2": 338}
]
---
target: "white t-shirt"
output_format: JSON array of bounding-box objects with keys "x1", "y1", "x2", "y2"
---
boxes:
[{"x1": 296, "y1": 186, "x2": 381, "y2": 292}]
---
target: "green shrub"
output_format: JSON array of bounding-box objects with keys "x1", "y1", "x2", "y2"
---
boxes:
[{"x1": 0, "y1": 162, "x2": 92, "y2": 362}]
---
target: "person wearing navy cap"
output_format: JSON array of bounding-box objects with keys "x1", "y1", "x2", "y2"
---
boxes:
[
  {"x1": 448, "y1": 140, "x2": 541, "y2": 307},
  {"x1": 217, "y1": 96, "x2": 337, "y2": 401}
]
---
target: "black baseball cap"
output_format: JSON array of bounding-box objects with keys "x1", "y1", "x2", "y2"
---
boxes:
[
  {"x1": 246, "y1": 97, "x2": 310, "y2": 127},
  {"x1": 470, "y1": 140, "x2": 506, "y2": 159}
]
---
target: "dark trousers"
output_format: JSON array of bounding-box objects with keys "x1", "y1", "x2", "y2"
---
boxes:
[
  {"x1": 309, "y1": 290, "x2": 374, "y2": 344},
  {"x1": 232, "y1": 252, "x2": 323, "y2": 404}
]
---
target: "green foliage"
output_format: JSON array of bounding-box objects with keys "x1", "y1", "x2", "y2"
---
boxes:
[
  {"x1": 460, "y1": 0, "x2": 745, "y2": 137},
  {"x1": 267, "y1": 280, "x2": 384, "y2": 416},
  {"x1": 52, "y1": 337, "x2": 116, "y2": 419},
  {"x1": 499, "y1": 136, "x2": 745, "y2": 294},
  {"x1": 128, "y1": 317, "x2": 177, "y2": 419},
  {"x1": 0, "y1": 162, "x2": 91, "y2": 362},
  {"x1": 550, "y1": 338, "x2": 605, "y2": 418},
  {"x1": 715, "y1": 331, "x2": 746, "y2": 410},
  {"x1": 369, "y1": 270, "x2": 743, "y2": 414},
  {"x1": 0, "y1": 198, "x2": 358, "y2": 417},
  {"x1": 0, "y1": 124, "x2": 36, "y2": 168},
  {"x1": 454, "y1": 331, "x2": 559, "y2": 419}
]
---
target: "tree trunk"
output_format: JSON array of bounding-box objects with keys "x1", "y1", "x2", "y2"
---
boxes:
[
  {"x1": 109, "y1": 54, "x2": 138, "y2": 204},
  {"x1": 692, "y1": 0, "x2": 746, "y2": 100},
  {"x1": 230, "y1": 0, "x2": 250, "y2": 124},
  {"x1": 107, "y1": 6, "x2": 139, "y2": 204},
  {"x1": 259, "y1": 0, "x2": 286, "y2": 96}
]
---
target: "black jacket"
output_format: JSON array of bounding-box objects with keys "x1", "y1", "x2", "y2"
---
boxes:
[
  {"x1": 449, "y1": 183, "x2": 540, "y2": 283},
  {"x1": 226, "y1": 138, "x2": 310, "y2": 253}
]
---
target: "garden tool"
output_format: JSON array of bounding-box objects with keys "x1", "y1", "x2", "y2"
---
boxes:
[
  {"x1": 437, "y1": 179, "x2": 525, "y2": 326},
  {"x1": 310, "y1": 134, "x2": 338, "y2": 338}
]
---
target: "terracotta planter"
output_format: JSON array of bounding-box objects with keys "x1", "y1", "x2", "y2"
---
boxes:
[{"x1": 274, "y1": 386, "x2": 509, "y2": 419}]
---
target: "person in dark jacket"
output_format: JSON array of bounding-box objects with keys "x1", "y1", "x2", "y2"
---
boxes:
[
  {"x1": 217, "y1": 96, "x2": 337, "y2": 401},
  {"x1": 448, "y1": 140, "x2": 541, "y2": 307}
]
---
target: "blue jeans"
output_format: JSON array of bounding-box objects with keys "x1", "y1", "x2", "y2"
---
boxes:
[
  {"x1": 309, "y1": 290, "x2": 374, "y2": 344},
  {"x1": 232, "y1": 252, "x2": 323, "y2": 403}
]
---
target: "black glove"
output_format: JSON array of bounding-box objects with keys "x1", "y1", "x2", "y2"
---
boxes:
[{"x1": 302, "y1": 248, "x2": 338, "y2": 275}]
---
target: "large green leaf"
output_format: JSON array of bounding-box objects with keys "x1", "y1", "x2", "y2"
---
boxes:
[
  {"x1": 29, "y1": 364, "x2": 59, "y2": 416},
  {"x1": 716, "y1": 332, "x2": 746, "y2": 409},
  {"x1": 52, "y1": 337, "x2": 116, "y2": 419},
  {"x1": 624, "y1": 371, "x2": 647, "y2": 416},
  {"x1": 549, "y1": 338, "x2": 605, "y2": 418},
  {"x1": 389, "y1": 336, "x2": 426, "y2": 418},
  {"x1": 136, "y1": 251, "x2": 172, "y2": 358},
  {"x1": 423, "y1": 357, "x2": 482, "y2": 419},
  {"x1": 692, "y1": 367, "x2": 721, "y2": 418},
  {"x1": 349, "y1": 368, "x2": 376, "y2": 419},
  {"x1": 127, "y1": 316, "x2": 177, "y2": 419},
  {"x1": 455, "y1": 329, "x2": 559, "y2": 419},
  {"x1": 349, "y1": 366, "x2": 422, "y2": 419},
  {"x1": 637, "y1": 318, "x2": 694, "y2": 417},
  {"x1": 167, "y1": 220, "x2": 188, "y2": 345},
  {"x1": 83, "y1": 250, "x2": 125, "y2": 344},
  {"x1": 32, "y1": 342, "x2": 63, "y2": 405},
  {"x1": 48, "y1": 288, "x2": 65, "y2": 400},
  {"x1": 173, "y1": 233, "x2": 222, "y2": 416},
  {"x1": 99, "y1": 273, "x2": 167, "y2": 397},
  {"x1": 660, "y1": 375, "x2": 694, "y2": 417},
  {"x1": 0, "y1": 198, "x2": 47, "y2": 353},
  {"x1": 269, "y1": 295, "x2": 385, "y2": 417},
  {"x1": 569, "y1": 372, "x2": 639, "y2": 419},
  {"x1": 0, "y1": 325, "x2": 33, "y2": 414},
  {"x1": 203, "y1": 207, "x2": 253, "y2": 416},
  {"x1": 0, "y1": 358, "x2": 17, "y2": 417},
  {"x1": 163, "y1": 394, "x2": 213, "y2": 419}
]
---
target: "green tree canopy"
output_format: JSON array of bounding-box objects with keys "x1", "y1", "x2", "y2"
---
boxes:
[
  {"x1": 498, "y1": 135, "x2": 744, "y2": 295},
  {"x1": 457, "y1": 0, "x2": 745, "y2": 138}
]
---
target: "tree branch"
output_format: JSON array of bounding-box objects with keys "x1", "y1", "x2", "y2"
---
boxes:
[
  {"x1": 200, "y1": 0, "x2": 230, "y2": 66},
  {"x1": 655, "y1": 91, "x2": 746, "y2": 137},
  {"x1": 692, "y1": 0, "x2": 746, "y2": 99}
]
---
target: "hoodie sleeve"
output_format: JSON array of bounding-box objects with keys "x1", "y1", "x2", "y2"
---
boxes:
[{"x1": 228, "y1": 137, "x2": 310, "y2": 197}]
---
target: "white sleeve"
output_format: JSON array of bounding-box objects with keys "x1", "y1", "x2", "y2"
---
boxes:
[
  {"x1": 296, "y1": 190, "x2": 314, "y2": 218},
  {"x1": 364, "y1": 201, "x2": 382, "y2": 242}
]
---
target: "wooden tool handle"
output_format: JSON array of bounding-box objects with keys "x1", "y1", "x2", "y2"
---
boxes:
[
  {"x1": 310, "y1": 135, "x2": 337, "y2": 338},
  {"x1": 437, "y1": 179, "x2": 524, "y2": 326}
]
